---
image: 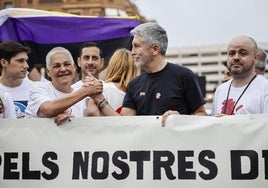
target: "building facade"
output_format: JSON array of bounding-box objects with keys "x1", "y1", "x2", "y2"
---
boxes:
[
  {"x1": 166, "y1": 43, "x2": 268, "y2": 104},
  {"x1": 0, "y1": 0, "x2": 147, "y2": 22}
]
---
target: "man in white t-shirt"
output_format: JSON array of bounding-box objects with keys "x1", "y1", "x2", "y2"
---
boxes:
[
  {"x1": 72, "y1": 42, "x2": 105, "y2": 116},
  {"x1": 25, "y1": 47, "x2": 103, "y2": 125},
  {"x1": 211, "y1": 35, "x2": 268, "y2": 116},
  {"x1": 0, "y1": 41, "x2": 34, "y2": 118},
  {"x1": 0, "y1": 91, "x2": 16, "y2": 119},
  {"x1": 72, "y1": 42, "x2": 104, "y2": 89}
]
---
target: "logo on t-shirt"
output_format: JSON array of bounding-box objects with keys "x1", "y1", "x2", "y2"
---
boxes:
[
  {"x1": 155, "y1": 92, "x2": 161, "y2": 100},
  {"x1": 139, "y1": 92, "x2": 145, "y2": 96},
  {"x1": 14, "y1": 101, "x2": 28, "y2": 118},
  {"x1": 116, "y1": 106, "x2": 122, "y2": 114},
  {"x1": 221, "y1": 99, "x2": 243, "y2": 115}
]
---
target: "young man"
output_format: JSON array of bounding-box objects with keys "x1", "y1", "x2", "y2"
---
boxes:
[
  {"x1": 91, "y1": 23, "x2": 207, "y2": 126},
  {"x1": 72, "y1": 42, "x2": 104, "y2": 89},
  {"x1": 71, "y1": 42, "x2": 105, "y2": 116},
  {"x1": 211, "y1": 35, "x2": 268, "y2": 116},
  {"x1": 0, "y1": 41, "x2": 34, "y2": 118}
]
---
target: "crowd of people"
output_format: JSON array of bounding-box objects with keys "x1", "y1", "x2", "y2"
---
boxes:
[{"x1": 0, "y1": 22, "x2": 267, "y2": 125}]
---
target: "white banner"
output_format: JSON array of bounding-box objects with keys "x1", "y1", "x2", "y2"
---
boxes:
[{"x1": 0, "y1": 114, "x2": 268, "y2": 188}]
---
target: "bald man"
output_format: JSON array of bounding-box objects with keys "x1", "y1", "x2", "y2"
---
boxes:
[{"x1": 211, "y1": 35, "x2": 268, "y2": 116}]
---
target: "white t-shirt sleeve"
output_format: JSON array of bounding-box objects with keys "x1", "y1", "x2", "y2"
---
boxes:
[
  {"x1": 0, "y1": 91, "x2": 16, "y2": 119},
  {"x1": 25, "y1": 82, "x2": 53, "y2": 118}
]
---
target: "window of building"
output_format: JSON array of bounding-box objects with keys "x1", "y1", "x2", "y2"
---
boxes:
[
  {"x1": 4, "y1": 2, "x2": 13, "y2": 8},
  {"x1": 105, "y1": 8, "x2": 127, "y2": 16},
  {"x1": 39, "y1": 0, "x2": 62, "y2": 3}
]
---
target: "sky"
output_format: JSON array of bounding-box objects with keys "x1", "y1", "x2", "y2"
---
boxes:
[{"x1": 131, "y1": 0, "x2": 268, "y2": 48}]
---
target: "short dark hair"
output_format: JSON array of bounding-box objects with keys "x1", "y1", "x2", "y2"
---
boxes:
[
  {"x1": 0, "y1": 41, "x2": 31, "y2": 62},
  {"x1": 78, "y1": 41, "x2": 103, "y2": 58}
]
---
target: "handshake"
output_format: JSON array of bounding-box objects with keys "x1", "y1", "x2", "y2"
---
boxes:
[{"x1": 81, "y1": 75, "x2": 103, "y2": 97}]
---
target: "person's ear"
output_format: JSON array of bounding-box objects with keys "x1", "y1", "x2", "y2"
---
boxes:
[
  {"x1": 253, "y1": 53, "x2": 259, "y2": 66},
  {"x1": 77, "y1": 57, "x2": 82, "y2": 68},
  {"x1": 100, "y1": 58, "x2": 105, "y2": 68},
  {"x1": 152, "y1": 44, "x2": 160, "y2": 55},
  {"x1": 0, "y1": 58, "x2": 8, "y2": 68},
  {"x1": 46, "y1": 68, "x2": 52, "y2": 78}
]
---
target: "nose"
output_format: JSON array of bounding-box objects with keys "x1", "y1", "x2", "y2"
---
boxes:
[
  {"x1": 131, "y1": 47, "x2": 136, "y2": 55},
  {"x1": 233, "y1": 52, "x2": 240, "y2": 60},
  {"x1": 23, "y1": 61, "x2": 29, "y2": 69},
  {"x1": 59, "y1": 64, "x2": 68, "y2": 71},
  {"x1": 87, "y1": 57, "x2": 94, "y2": 65}
]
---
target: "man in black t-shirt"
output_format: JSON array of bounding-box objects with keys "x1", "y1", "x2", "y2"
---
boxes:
[{"x1": 91, "y1": 23, "x2": 207, "y2": 126}]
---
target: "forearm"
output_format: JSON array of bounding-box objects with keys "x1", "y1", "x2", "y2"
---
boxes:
[
  {"x1": 85, "y1": 98, "x2": 101, "y2": 116},
  {"x1": 193, "y1": 105, "x2": 207, "y2": 116},
  {"x1": 100, "y1": 103, "x2": 120, "y2": 116},
  {"x1": 37, "y1": 89, "x2": 87, "y2": 117},
  {"x1": 93, "y1": 95, "x2": 120, "y2": 116}
]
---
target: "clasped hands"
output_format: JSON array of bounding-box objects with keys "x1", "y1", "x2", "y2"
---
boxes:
[{"x1": 82, "y1": 75, "x2": 103, "y2": 96}]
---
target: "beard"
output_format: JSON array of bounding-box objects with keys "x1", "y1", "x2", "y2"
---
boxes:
[
  {"x1": 229, "y1": 62, "x2": 255, "y2": 79},
  {"x1": 133, "y1": 55, "x2": 153, "y2": 69},
  {"x1": 134, "y1": 60, "x2": 145, "y2": 68},
  {"x1": 82, "y1": 66, "x2": 99, "y2": 78}
]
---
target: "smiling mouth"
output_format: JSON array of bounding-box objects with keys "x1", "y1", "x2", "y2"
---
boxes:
[
  {"x1": 87, "y1": 68, "x2": 95, "y2": 71},
  {"x1": 133, "y1": 57, "x2": 140, "y2": 62},
  {"x1": 58, "y1": 74, "x2": 70, "y2": 77}
]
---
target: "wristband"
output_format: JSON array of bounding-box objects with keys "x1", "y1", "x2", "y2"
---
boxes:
[{"x1": 98, "y1": 99, "x2": 108, "y2": 111}]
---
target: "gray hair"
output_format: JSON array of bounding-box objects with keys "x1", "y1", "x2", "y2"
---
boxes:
[
  {"x1": 130, "y1": 22, "x2": 168, "y2": 56},
  {"x1": 46, "y1": 47, "x2": 74, "y2": 68},
  {"x1": 256, "y1": 48, "x2": 267, "y2": 70}
]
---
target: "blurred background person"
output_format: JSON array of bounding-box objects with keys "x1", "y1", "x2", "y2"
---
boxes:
[
  {"x1": 255, "y1": 48, "x2": 267, "y2": 76},
  {"x1": 223, "y1": 68, "x2": 232, "y2": 83},
  {"x1": 86, "y1": 48, "x2": 140, "y2": 116},
  {"x1": 103, "y1": 48, "x2": 140, "y2": 113}
]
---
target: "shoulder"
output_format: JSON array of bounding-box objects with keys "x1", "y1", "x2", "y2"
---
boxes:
[
  {"x1": 215, "y1": 80, "x2": 231, "y2": 92},
  {"x1": 167, "y1": 62, "x2": 191, "y2": 71},
  {"x1": 20, "y1": 78, "x2": 35, "y2": 88},
  {"x1": 103, "y1": 82, "x2": 125, "y2": 97},
  {"x1": 30, "y1": 81, "x2": 53, "y2": 92},
  {"x1": 254, "y1": 75, "x2": 268, "y2": 89},
  {"x1": 255, "y1": 75, "x2": 268, "y2": 83},
  {"x1": 23, "y1": 78, "x2": 35, "y2": 84},
  {"x1": 103, "y1": 82, "x2": 115, "y2": 88},
  {"x1": 131, "y1": 71, "x2": 146, "y2": 81},
  {"x1": 103, "y1": 82, "x2": 118, "y2": 92},
  {"x1": 72, "y1": 80, "x2": 83, "y2": 90},
  {"x1": 166, "y1": 62, "x2": 195, "y2": 75}
]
